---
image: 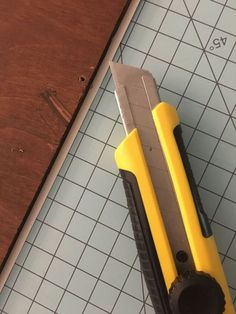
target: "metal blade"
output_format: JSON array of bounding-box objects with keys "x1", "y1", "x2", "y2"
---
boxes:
[{"x1": 110, "y1": 62, "x2": 160, "y2": 135}]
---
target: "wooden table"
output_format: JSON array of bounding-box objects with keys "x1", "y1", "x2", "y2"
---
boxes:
[{"x1": 0, "y1": 0, "x2": 130, "y2": 271}]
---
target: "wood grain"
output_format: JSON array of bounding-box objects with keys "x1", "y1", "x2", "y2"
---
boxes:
[{"x1": 0, "y1": 0, "x2": 130, "y2": 269}]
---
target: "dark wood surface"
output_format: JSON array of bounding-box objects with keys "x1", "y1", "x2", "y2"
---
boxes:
[{"x1": 0, "y1": 0, "x2": 130, "y2": 269}]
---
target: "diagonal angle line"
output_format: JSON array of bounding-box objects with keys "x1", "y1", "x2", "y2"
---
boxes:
[
  {"x1": 181, "y1": 1, "x2": 236, "y2": 230},
  {"x1": 182, "y1": 1, "x2": 236, "y2": 284},
  {"x1": 1, "y1": 0, "x2": 236, "y2": 313},
  {"x1": 183, "y1": 0, "x2": 236, "y2": 131},
  {"x1": 179, "y1": 0, "x2": 235, "y2": 195}
]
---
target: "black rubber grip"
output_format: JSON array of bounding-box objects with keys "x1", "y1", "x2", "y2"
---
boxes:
[
  {"x1": 120, "y1": 170, "x2": 171, "y2": 314},
  {"x1": 173, "y1": 125, "x2": 212, "y2": 238}
]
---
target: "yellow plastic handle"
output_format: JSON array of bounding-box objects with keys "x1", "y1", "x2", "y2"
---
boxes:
[{"x1": 152, "y1": 102, "x2": 234, "y2": 314}]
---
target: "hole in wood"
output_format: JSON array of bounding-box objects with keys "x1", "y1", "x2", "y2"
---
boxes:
[{"x1": 79, "y1": 75, "x2": 86, "y2": 82}]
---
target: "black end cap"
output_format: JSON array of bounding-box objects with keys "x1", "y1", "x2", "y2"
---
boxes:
[{"x1": 169, "y1": 271, "x2": 225, "y2": 314}]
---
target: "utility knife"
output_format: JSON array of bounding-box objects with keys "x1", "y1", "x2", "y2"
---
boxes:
[{"x1": 110, "y1": 62, "x2": 234, "y2": 314}]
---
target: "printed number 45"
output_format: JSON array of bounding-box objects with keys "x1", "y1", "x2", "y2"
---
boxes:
[{"x1": 210, "y1": 37, "x2": 227, "y2": 50}]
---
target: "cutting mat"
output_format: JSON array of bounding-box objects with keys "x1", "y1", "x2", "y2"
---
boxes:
[{"x1": 0, "y1": 0, "x2": 236, "y2": 313}]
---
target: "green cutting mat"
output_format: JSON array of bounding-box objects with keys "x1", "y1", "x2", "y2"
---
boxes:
[{"x1": 0, "y1": 0, "x2": 235, "y2": 313}]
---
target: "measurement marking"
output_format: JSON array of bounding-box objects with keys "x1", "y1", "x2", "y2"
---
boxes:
[{"x1": 210, "y1": 36, "x2": 228, "y2": 50}]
